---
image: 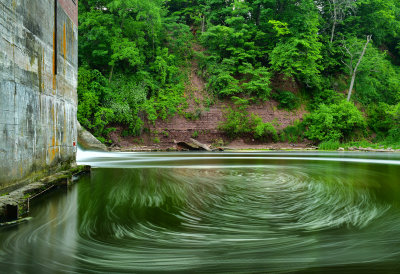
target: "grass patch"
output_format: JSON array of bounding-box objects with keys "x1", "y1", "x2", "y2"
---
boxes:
[
  {"x1": 318, "y1": 140, "x2": 340, "y2": 150},
  {"x1": 318, "y1": 139, "x2": 400, "y2": 151},
  {"x1": 343, "y1": 140, "x2": 400, "y2": 150},
  {"x1": 192, "y1": 130, "x2": 199, "y2": 138}
]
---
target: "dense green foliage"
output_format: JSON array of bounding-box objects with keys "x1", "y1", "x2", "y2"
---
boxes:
[
  {"x1": 280, "y1": 120, "x2": 306, "y2": 143},
  {"x1": 272, "y1": 90, "x2": 299, "y2": 110},
  {"x1": 78, "y1": 0, "x2": 400, "y2": 145},
  {"x1": 218, "y1": 97, "x2": 278, "y2": 141},
  {"x1": 304, "y1": 100, "x2": 367, "y2": 142},
  {"x1": 78, "y1": 0, "x2": 192, "y2": 140},
  {"x1": 368, "y1": 102, "x2": 400, "y2": 144}
]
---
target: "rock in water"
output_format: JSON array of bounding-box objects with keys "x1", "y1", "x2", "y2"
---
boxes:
[
  {"x1": 77, "y1": 122, "x2": 108, "y2": 151},
  {"x1": 176, "y1": 139, "x2": 211, "y2": 151},
  {"x1": 189, "y1": 138, "x2": 212, "y2": 151}
]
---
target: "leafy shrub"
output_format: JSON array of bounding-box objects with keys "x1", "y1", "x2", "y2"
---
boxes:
[
  {"x1": 92, "y1": 108, "x2": 115, "y2": 141},
  {"x1": 368, "y1": 102, "x2": 400, "y2": 142},
  {"x1": 219, "y1": 97, "x2": 278, "y2": 141},
  {"x1": 218, "y1": 97, "x2": 253, "y2": 138},
  {"x1": 108, "y1": 75, "x2": 147, "y2": 135},
  {"x1": 304, "y1": 100, "x2": 367, "y2": 142},
  {"x1": 143, "y1": 83, "x2": 186, "y2": 123},
  {"x1": 272, "y1": 90, "x2": 299, "y2": 110},
  {"x1": 384, "y1": 103, "x2": 400, "y2": 144},
  {"x1": 211, "y1": 138, "x2": 225, "y2": 148},
  {"x1": 282, "y1": 120, "x2": 306, "y2": 143},
  {"x1": 269, "y1": 35, "x2": 322, "y2": 87},
  {"x1": 241, "y1": 66, "x2": 272, "y2": 100},
  {"x1": 386, "y1": 128, "x2": 400, "y2": 144},
  {"x1": 367, "y1": 103, "x2": 393, "y2": 138},
  {"x1": 354, "y1": 47, "x2": 400, "y2": 105},
  {"x1": 309, "y1": 89, "x2": 343, "y2": 110},
  {"x1": 252, "y1": 115, "x2": 278, "y2": 141},
  {"x1": 208, "y1": 71, "x2": 240, "y2": 97},
  {"x1": 218, "y1": 108, "x2": 253, "y2": 138},
  {"x1": 122, "y1": 130, "x2": 130, "y2": 137},
  {"x1": 163, "y1": 21, "x2": 193, "y2": 59},
  {"x1": 77, "y1": 67, "x2": 115, "y2": 141},
  {"x1": 192, "y1": 131, "x2": 199, "y2": 138},
  {"x1": 184, "y1": 108, "x2": 202, "y2": 121}
]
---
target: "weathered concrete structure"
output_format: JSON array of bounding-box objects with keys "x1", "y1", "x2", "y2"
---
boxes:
[{"x1": 0, "y1": 0, "x2": 78, "y2": 191}]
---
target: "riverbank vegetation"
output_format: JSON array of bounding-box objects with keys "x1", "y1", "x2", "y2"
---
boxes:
[{"x1": 77, "y1": 0, "x2": 400, "y2": 148}]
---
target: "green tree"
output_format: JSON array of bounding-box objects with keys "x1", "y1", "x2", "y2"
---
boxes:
[{"x1": 305, "y1": 100, "x2": 367, "y2": 142}]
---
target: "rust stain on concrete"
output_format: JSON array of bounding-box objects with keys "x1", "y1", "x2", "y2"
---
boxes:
[
  {"x1": 50, "y1": 105, "x2": 56, "y2": 148},
  {"x1": 29, "y1": 54, "x2": 35, "y2": 66},
  {"x1": 42, "y1": 48, "x2": 45, "y2": 91},
  {"x1": 1, "y1": 0, "x2": 78, "y2": 188},
  {"x1": 48, "y1": 147, "x2": 55, "y2": 163},
  {"x1": 38, "y1": 50, "x2": 42, "y2": 93}
]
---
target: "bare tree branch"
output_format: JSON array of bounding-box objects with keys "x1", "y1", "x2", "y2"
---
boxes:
[
  {"x1": 328, "y1": 0, "x2": 356, "y2": 43},
  {"x1": 347, "y1": 35, "x2": 372, "y2": 101}
]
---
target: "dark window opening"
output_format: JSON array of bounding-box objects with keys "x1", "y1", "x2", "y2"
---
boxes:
[
  {"x1": 54, "y1": 0, "x2": 57, "y2": 75},
  {"x1": 5, "y1": 204, "x2": 19, "y2": 222}
]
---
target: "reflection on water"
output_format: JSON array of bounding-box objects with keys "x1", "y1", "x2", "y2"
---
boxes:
[{"x1": 1, "y1": 151, "x2": 400, "y2": 273}]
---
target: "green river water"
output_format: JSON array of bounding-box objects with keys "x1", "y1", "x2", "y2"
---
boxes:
[{"x1": 1, "y1": 150, "x2": 400, "y2": 273}]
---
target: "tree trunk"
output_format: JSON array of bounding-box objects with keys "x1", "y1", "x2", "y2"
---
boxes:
[
  {"x1": 347, "y1": 35, "x2": 372, "y2": 101},
  {"x1": 256, "y1": 4, "x2": 261, "y2": 26},
  {"x1": 347, "y1": 72, "x2": 356, "y2": 101},
  {"x1": 330, "y1": 21, "x2": 336, "y2": 43},
  {"x1": 109, "y1": 65, "x2": 114, "y2": 83},
  {"x1": 330, "y1": 0, "x2": 337, "y2": 43}
]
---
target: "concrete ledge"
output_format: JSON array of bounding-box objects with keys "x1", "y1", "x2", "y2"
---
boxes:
[{"x1": 0, "y1": 165, "x2": 90, "y2": 224}]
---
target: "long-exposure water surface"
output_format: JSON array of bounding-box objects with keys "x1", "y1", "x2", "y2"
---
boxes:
[{"x1": 1, "y1": 150, "x2": 400, "y2": 273}]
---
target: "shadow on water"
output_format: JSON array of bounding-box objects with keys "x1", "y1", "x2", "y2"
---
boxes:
[{"x1": 1, "y1": 149, "x2": 400, "y2": 273}]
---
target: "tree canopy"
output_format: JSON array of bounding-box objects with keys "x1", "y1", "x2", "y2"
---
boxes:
[{"x1": 77, "y1": 0, "x2": 400, "y2": 146}]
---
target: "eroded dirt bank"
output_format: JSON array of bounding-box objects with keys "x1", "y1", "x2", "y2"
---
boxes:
[{"x1": 109, "y1": 100, "x2": 309, "y2": 151}]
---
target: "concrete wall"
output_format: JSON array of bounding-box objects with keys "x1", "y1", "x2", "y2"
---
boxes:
[{"x1": 0, "y1": 0, "x2": 78, "y2": 191}]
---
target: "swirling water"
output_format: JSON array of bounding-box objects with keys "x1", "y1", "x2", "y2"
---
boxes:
[{"x1": 1, "y1": 151, "x2": 400, "y2": 273}]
